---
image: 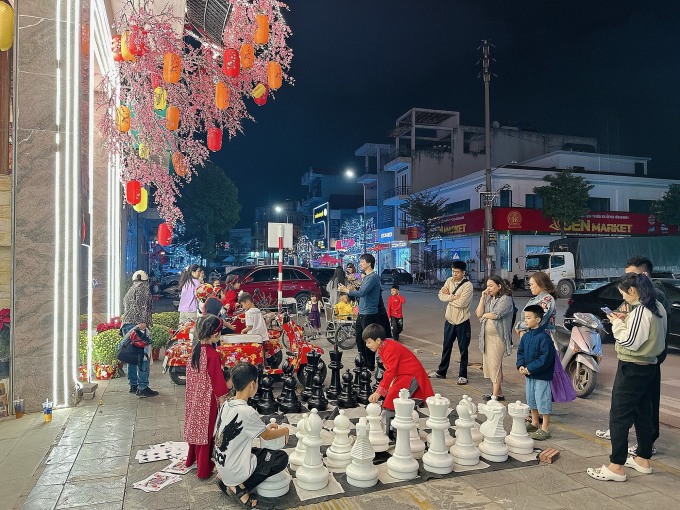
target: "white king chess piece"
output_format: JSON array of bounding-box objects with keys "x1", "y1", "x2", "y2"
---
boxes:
[
  {"x1": 505, "y1": 401, "x2": 535, "y2": 455},
  {"x1": 386, "y1": 388, "x2": 419, "y2": 480},
  {"x1": 325, "y1": 409, "x2": 353, "y2": 472},
  {"x1": 478, "y1": 398, "x2": 509, "y2": 462},
  {"x1": 422, "y1": 393, "x2": 454, "y2": 474},
  {"x1": 295, "y1": 409, "x2": 330, "y2": 491},
  {"x1": 409, "y1": 410, "x2": 426, "y2": 459},
  {"x1": 449, "y1": 395, "x2": 480, "y2": 466},
  {"x1": 365, "y1": 402, "x2": 389, "y2": 452},
  {"x1": 288, "y1": 413, "x2": 308, "y2": 472},
  {"x1": 255, "y1": 419, "x2": 291, "y2": 497},
  {"x1": 345, "y1": 417, "x2": 379, "y2": 488}
]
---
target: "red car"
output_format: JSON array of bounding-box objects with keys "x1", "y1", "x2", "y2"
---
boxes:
[{"x1": 228, "y1": 265, "x2": 322, "y2": 311}]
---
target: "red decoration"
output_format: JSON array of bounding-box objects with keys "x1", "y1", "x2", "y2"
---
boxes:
[
  {"x1": 111, "y1": 35, "x2": 123, "y2": 62},
  {"x1": 151, "y1": 72, "x2": 162, "y2": 89},
  {"x1": 222, "y1": 48, "x2": 240, "y2": 78},
  {"x1": 253, "y1": 83, "x2": 269, "y2": 106},
  {"x1": 127, "y1": 25, "x2": 145, "y2": 56},
  {"x1": 172, "y1": 152, "x2": 187, "y2": 177},
  {"x1": 126, "y1": 180, "x2": 142, "y2": 205},
  {"x1": 158, "y1": 223, "x2": 173, "y2": 246},
  {"x1": 207, "y1": 127, "x2": 223, "y2": 152}
]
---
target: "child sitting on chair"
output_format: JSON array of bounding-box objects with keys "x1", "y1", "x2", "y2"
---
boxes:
[
  {"x1": 334, "y1": 293, "x2": 354, "y2": 320},
  {"x1": 237, "y1": 292, "x2": 268, "y2": 342}
]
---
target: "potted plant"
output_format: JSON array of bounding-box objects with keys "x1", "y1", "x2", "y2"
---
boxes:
[
  {"x1": 0, "y1": 308, "x2": 10, "y2": 378},
  {"x1": 152, "y1": 311, "x2": 180, "y2": 331},
  {"x1": 150, "y1": 324, "x2": 171, "y2": 361},
  {"x1": 92, "y1": 329, "x2": 123, "y2": 378}
]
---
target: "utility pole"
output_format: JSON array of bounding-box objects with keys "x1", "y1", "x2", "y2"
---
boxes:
[{"x1": 479, "y1": 40, "x2": 494, "y2": 281}]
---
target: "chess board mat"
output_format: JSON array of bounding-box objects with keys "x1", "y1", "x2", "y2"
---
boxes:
[{"x1": 253, "y1": 400, "x2": 540, "y2": 509}]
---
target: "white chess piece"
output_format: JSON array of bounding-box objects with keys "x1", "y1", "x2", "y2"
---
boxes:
[
  {"x1": 365, "y1": 402, "x2": 389, "y2": 453},
  {"x1": 409, "y1": 409, "x2": 426, "y2": 460},
  {"x1": 426, "y1": 404, "x2": 455, "y2": 449},
  {"x1": 345, "y1": 417, "x2": 379, "y2": 488},
  {"x1": 288, "y1": 413, "x2": 308, "y2": 472},
  {"x1": 422, "y1": 393, "x2": 454, "y2": 474},
  {"x1": 478, "y1": 399, "x2": 509, "y2": 462},
  {"x1": 325, "y1": 410, "x2": 353, "y2": 472},
  {"x1": 386, "y1": 389, "x2": 419, "y2": 480},
  {"x1": 295, "y1": 409, "x2": 330, "y2": 490},
  {"x1": 505, "y1": 401, "x2": 535, "y2": 455},
  {"x1": 256, "y1": 419, "x2": 291, "y2": 497},
  {"x1": 468, "y1": 396, "x2": 483, "y2": 445},
  {"x1": 449, "y1": 395, "x2": 480, "y2": 466}
]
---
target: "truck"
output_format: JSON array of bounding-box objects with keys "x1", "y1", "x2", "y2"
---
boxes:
[{"x1": 524, "y1": 237, "x2": 680, "y2": 298}]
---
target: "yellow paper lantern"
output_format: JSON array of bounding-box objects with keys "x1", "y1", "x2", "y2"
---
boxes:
[
  {"x1": 0, "y1": 2, "x2": 15, "y2": 51},
  {"x1": 133, "y1": 188, "x2": 148, "y2": 212},
  {"x1": 153, "y1": 87, "x2": 167, "y2": 110},
  {"x1": 116, "y1": 106, "x2": 131, "y2": 132},
  {"x1": 120, "y1": 31, "x2": 136, "y2": 62},
  {"x1": 138, "y1": 143, "x2": 150, "y2": 159}
]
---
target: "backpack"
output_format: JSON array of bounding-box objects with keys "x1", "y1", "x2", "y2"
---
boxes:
[{"x1": 117, "y1": 327, "x2": 151, "y2": 366}]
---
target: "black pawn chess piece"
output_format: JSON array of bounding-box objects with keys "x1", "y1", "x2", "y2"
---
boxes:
[
  {"x1": 338, "y1": 369, "x2": 358, "y2": 409},
  {"x1": 357, "y1": 368, "x2": 371, "y2": 405},
  {"x1": 248, "y1": 365, "x2": 264, "y2": 409},
  {"x1": 277, "y1": 359, "x2": 294, "y2": 402},
  {"x1": 307, "y1": 374, "x2": 328, "y2": 411},
  {"x1": 301, "y1": 351, "x2": 319, "y2": 402},
  {"x1": 326, "y1": 349, "x2": 343, "y2": 401},
  {"x1": 373, "y1": 357, "x2": 385, "y2": 394},
  {"x1": 257, "y1": 375, "x2": 279, "y2": 415},
  {"x1": 279, "y1": 366, "x2": 301, "y2": 414},
  {"x1": 353, "y1": 354, "x2": 365, "y2": 394}
]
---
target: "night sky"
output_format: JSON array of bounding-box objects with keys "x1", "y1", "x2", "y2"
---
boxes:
[{"x1": 212, "y1": 1, "x2": 680, "y2": 227}]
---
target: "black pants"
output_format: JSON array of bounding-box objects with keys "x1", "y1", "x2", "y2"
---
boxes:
[
  {"x1": 383, "y1": 377, "x2": 418, "y2": 434},
  {"x1": 437, "y1": 320, "x2": 471, "y2": 378},
  {"x1": 609, "y1": 361, "x2": 655, "y2": 465},
  {"x1": 651, "y1": 363, "x2": 661, "y2": 443},
  {"x1": 355, "y1": 313, "x2": 380, "y2": 371},
  {"x1": 390, "y1": 317, "x2": 404, "y2": 341},
  {"x1": 242, "y1": 448, "x2": 288, "y2": 492}
]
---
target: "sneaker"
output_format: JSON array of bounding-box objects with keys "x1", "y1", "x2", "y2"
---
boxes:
[
  {"x1": 457, "y1": 377, "x2": 468, "y2": 385},
  {"x1": 482, "y1": 394, "x2": 492, "y2": 401},
  {"x1": 129, "y1": 385, "x2": 138, "y2": 393},
  {"x1": 628, "y1": 444, "x2": 656, "y2": 456},
  {"x1": 526, "y1": 422, "x2": 539, "y2": 432},
  {"x1": 428, "y1": 371, "x2": 446, "y2": 379},
  {"x1": 137, "y1": 387, "x2": 159, "y2": 398}
]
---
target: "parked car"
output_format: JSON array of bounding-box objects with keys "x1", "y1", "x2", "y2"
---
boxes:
[
  {"x1": 309, "y1": 267, "x2": 337, "y2": 298},
  {"x1": 380, "y1": 268, "x2": 414, "y2": 286},
  {"x1": 565, "y1": 278, "x2": 680, "y2": 349},
  {"x1": 159, "y1": 271, "x2": 180, "y2": 288},
  {"x1": 229, "y1": 265, "x2": 321, "y2": 311}
]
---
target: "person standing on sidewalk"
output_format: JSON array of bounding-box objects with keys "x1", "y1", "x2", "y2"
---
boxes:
[
  {"x1": 178, "y1": 264, "x2": 204, "y2": 324},
  {"x1": 515, "y1": 272, "x2": 556, "y2": 338},
  {"x1": 430, "y1": 260, "x2": 473, "y2": 384},
  {"x1": 387, "y1": 285, "x2": 406, "y2": 341}
]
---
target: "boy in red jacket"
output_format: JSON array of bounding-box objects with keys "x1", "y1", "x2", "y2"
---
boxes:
[
  {"x1": 365, "y1": 323, "x2": 434, "y2": 439},
  {"x1": 387, "y1": 285, "x2": 406, "y2": 341}
]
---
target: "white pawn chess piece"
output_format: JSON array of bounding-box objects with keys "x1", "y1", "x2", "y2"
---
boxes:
[
  {"x1": 386, "y1": 389, "x2": 419, "y2": 480},
  {"x1": 345, "y1": 417, "x2": 379, "y2": 488},
  {"x1": 325, "y1": 410, "x2": 353, "y2": 472},
  {"x1": 478, "y1": 398, "x2": 509, "y2": 462},
  {"x1": 256, "y1": 419, "x2": 291, "y2": 497},
  {"x1": 288, "y1": 413, "x2": 308, "y2": 472},
  {"x1": 505, "y1": 401, "x2": 535, "y2": 455},
  {"x1": 468, "y1": 396, "x2": 483, "y2": 445},
  {"x1": 295, "y1": 409, "x2": 330, "y2": 491},
  {"x1": 409, "y1": 409, "x2": 426, "y2": 460},
  {"x1": 449, "y1": 395, "x2": 480, "y2": 466},
  {"x1": 422, "y1": 393, "x2": 454, "y2": 474},
  {"x1": 365, "y1": 402, "x2": 389, "y2": 453}
]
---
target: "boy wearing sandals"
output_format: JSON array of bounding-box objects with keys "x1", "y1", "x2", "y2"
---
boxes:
[
  {"x1": 516, "y1": 305, "x2": 555, "y2": 441},
  {"x1": 214, "y1": 363, "x2": 289, "y2": 508}
]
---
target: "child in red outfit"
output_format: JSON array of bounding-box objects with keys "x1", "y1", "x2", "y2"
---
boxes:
[
  {"x1": 387, "y1": 285, "x2": 406, "y2": 341},
  {"x1": 365, "y1": 323, "x2": 433, "y2": 438}
]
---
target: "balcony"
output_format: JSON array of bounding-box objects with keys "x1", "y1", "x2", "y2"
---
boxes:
[
  {"x1": 357, "y1": 198, "x2": 378, "y2": 214},
  {"x1": 383, "y1": 186, "x2": 411, "y2": 206},
  {"x1": 384, "y1": 146, "x2": 412, "y2": 172}
]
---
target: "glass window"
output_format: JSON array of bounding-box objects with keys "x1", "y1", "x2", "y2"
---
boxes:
[
  {"x1": 551, "y1": 255, "x2": 565, "y2": 268},
  {"x1": 250, "y1": 268, "x2": 275, "y2": 282},
  {"x1": 526, "y1": 254, "x2": 550, "y2": 271},
  {"x1": 588, "y1": 197, "x2": 610, "y2": 212},
  {"x1": 499, "y1": 190, "x2": 512, "y2": 208},
  {"x1": 526, "y1": 194, "x2": 543, "y2": 209},
  {"x1": 629, "y1": 199, "x2": 655, "y2": 214},
  {"x1": 599, "y1": 283, "x2": 622, "y2": 300},
  {"x1": 292, "y1": 269, "x2": 311, "y2": 280},
  {"x1": 445, "y1": 199, "x2": 470, "y2": 215}
]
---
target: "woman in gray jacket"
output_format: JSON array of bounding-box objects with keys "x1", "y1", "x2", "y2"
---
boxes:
[{"x1": 476, "y1": 276, "x2": 514, "y2": 401}]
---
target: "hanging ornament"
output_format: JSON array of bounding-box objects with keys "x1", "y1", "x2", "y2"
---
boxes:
[
  {"x1": 111, "y1": 35, "x2": 123, "y2": 62},
  {"x1": 222, "y1": 48, "x2": 240, "y2": 78},
  {"x1": 215, "y1": 82, "x2": 229, "y2": 110},
  {"x1": 138, "y1": 142, "x2": 150, "y2": 159},
  {"x1": 151, "y1": 72, "x2": 162, "y2": 89},
  {"x1": 163, "y1": 52, "x2": 182, "y2": 83},
  {"x1": 157, "y1": 223, "x2": 173, "y2": 246},
  {"x1": 267, "y1": 61, "x2": 282, "y2": 90},
  {"x1": 0, "y1": 2, "x2": 14, "y2": 51},
  {"x1": 254, "y1": 14, "x2": 269, "y2": 45},
  {"x1": 166, "y1": 106, "x2": 180, "y2": 130},
  {"x1": 116, "y1": 106, "x2": 131, "y2": 132},
  {"x1": 153, "y1": 87, "x2": 167, "y2": 110},
  {"x1": 252, "y1": 83, "x2": 268, "y2": 106},
  {"x1": 127, "y1": 25, "x2": 145, "y2": 57},
  {"x1": 240, "y1": 43, "x2": 254, "y2": 69},
  {"x1": 133, "y1": 188, "x2": 148, "y2": 213},
  {"x1": 125, "y1": 180, "x2": 142, "y2": 205},
  {"x1": 207, "y1": 127, "x2": 223, "y2": 152},
  {"x1": 171, "y1": 152, "x2": 187, "y2": 177},
  {"x1": 120, "y1": 31, "x2": 136, "y2": 62}
]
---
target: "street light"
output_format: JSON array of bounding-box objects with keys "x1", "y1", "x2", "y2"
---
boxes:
[
  {"x1": 274, "y1": 205, "x2": 289, "y2": 223},
  {"x1": 345, "y1": 168, "x2": 367, "y2": 251}
]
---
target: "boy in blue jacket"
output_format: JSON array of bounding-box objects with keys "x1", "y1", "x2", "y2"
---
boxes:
[{"x1": 516, "y1": 304, "x2": 555, "y2": 440}]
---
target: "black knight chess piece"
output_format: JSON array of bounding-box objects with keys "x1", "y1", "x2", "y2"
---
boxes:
[
  {"x1": 357, "y1": 368, "x2": 371, "y2": 405},
  {"x1": 353, "y1": 354, "x2": 365, "y2": 395},
  {"x1": 279, "y1": 365, "x2": 301, "y2": 414},
  {"x1": 326, "y1": 349, "x2": 343, "y2": 401},
  {"x1": 373, "y1": 357, "x2": 385, "y2": 393},
  {"x1": 307, "y1": 374, "x2": 328, "y2": 411},
  {"x1": 301, "y1": 351, "x2": 320, "y2": 402},
  {"x1": 338, "y1": 369, "x2": 358, "y2": 409},
  {"x1": 256, "y1": 375, "x2": 279, "y2": 415}
]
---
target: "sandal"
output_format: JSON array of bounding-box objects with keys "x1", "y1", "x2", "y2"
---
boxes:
[
  {"x1": 595, "y1": 429, "x2": 611, "y2": 440},
  {"x1": 218, "y1": 481, "x2": 258, "y2": 508},
  {"x1": 587, "y1": 465, "x2": 627, "y2": 482},
  {"x1": 624, "y1": 456, "x2": 653, "y2": 474},
  {"x1": 525, "y1": 422, "x2": 539, "y2": 432},
  {"x1": 529, "y1": 429, "x2": 551, "y2": 440}
]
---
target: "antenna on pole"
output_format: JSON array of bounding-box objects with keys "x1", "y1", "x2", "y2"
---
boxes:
[{"x1": 478, "y1": 39, "x2": 495, "y2": 281}]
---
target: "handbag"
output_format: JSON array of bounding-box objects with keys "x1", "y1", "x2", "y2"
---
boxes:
[
  {"x1": 117, "y1": 328, "x2": 151, "y2": 366},
  {"x1": 551, "y1": 348, "x2": 577, "y2": 402}
]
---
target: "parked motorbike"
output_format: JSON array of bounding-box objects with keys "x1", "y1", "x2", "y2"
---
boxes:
[
  {"x1": 552, "y1": 312, "x2": 604, "y2": 398},
  {"x1": 511, "y1": 274, "x2": 525, "y2": 290}
]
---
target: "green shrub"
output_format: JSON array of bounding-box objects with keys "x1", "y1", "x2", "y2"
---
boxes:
[
  {"x1": 151, "y1": 324, "x2": 171, "y2": 349},
  {"x1": 92, "y1": 329, "x2": 122, "y2": 367},
  {"x1": 78, "y1": 331, "x2": 89, "y2": 365},
  {"x1": 152, "y1": 311, "x2": 180, "y2": 330}
]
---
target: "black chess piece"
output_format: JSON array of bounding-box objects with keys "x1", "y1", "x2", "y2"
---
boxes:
[
  {"x1": 257, "y1": 375, "x2": 279, "y2": 415},
  {"x1": 248, "y1": 365, "x2": 264, "y2": 409},
  {"x1": 279, "y1": 365, "x2": 301, "y2": 414},
  {"x1": 357, "y1": 368, "x2": 371, "y2": 405},
  {"x1": 307, "y1": 374, "x2": 328, "y2": 411},
  {"x1": 326, "y1": 349, "x2": 343, "y2": 401},
  {"x1": 352, "y1": 354, "x2": 365, "y2": 394},
  {"x1": 373, "y1": 356, "x2": 385, "y2": 394},
  {"x1": 338, "y1": 369, "x2": 358, "y2": 409},
  {"x1": 277, "y1": 359, "x2": 294, "y2": 402},
  {"x1": 300, "y1": 351, "x2": 319, "y2": 402}
]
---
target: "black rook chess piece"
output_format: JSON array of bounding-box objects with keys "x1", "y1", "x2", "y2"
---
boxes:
[
  {"x1": 326, "y1": 349, "x2": 343, "y2": 401},
  {"x1": 338, "y1": 369, "x2": 358, "y2": 409},
  {"x1": 357, "y1": 368, "x2": 371, "y2": 405},
  {"x1": 352, "y1": 354, "x2": 365, "y2": 395},
  {"x1": 307, "y1": 374, "x2": 328, "y2": 411},
  {"x1": 257, "y1": 375, "x2": 279, "y2": 415}
]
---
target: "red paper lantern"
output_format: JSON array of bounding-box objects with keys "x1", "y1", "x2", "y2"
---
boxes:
[
  {"x1": 163, "y1": 52, "x2": 182, "y2": 83},
  {"x1": 252, "y1": 83, "x2": 269, "y2": 106},
  {"x1": 111, "y1": 35, "x2": 123, "y2": 62},
  {"x1": 171, "y1": 152, "x2": 187, "y2": 177},
  {"x1": 222, "y1": 48, "x2": 240, "y2": 78},
  {"x1": 151, "y1": 72, "x2": 162, "y2": 89},
  {"x1": 166, "y1": 106, "x2": 180, "y2": 131},
  {"x1": 127, "y1": 25, "x2": 145, "y2": 56},
  {"x1": 126, "y1": 180, "x2": 142, "y2": 205},
  {"x1": 207, "y1": 127, "x2": 223, "y2": 152},
  {"x1": 267, "y1": 61, "x2": 282, "y2": 90},
  {"x1": 158, "y1": 223, "x2": 173, "y2": 247}
]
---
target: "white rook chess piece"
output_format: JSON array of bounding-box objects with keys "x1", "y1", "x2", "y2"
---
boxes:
[
  {"x1": 468, "y1": 396, "x2": 483, "y2": 445},
  {"x1": 386, "y1": 389, "x2": 419, "y2": 480},
  {"x1": 288, "y1": 413, "x2": 308, "y2": 472},
  {"x1": 325, "y1": 410, "x2": 353, "y2": 472},
  {"x1": 256, "y1": 419, "x2": 291, "y2": 497},
  {"x1": 345, "y1": 417, "x2": 379, "y2": 488},
  {"x1": 505, "y1": 401, "x2": 535, "y2": 455},
  {"x1": 366, "y1": 402, "x2": 389, "y2": 453},
  {"x1": 449, "y1": 395, "x2": 480, "y2": 466},
  {"x1": 422, "y1": 393, "x2": 454, "y2": 474},
  {"x1": 478, "y1": 399, "x2": 509, "y2": 462},
  {"x1": 409, "y1": 410, "x2": 426, "y2": 460},
  {"x1": 295, "y1": 409, "x2": 330, "y2": 491}
]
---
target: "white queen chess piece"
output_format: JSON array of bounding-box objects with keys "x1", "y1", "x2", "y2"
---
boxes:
[
  {"x1": 345, "y1": 417, "x2": 379, "y2": 488},
  {"x1": 295, "y1": 409, "x2": 330, "y2": 490},
  {"x1": 449, "y1": 395, "x2": 480, "y2": 466},
  {"x1": 366, "y1": 402, "x2": 389, "y2": 453},
  {"x1": 409, "y1": 410, "x2": 426, "y2": 459},
  {"x1": 256, "y1": 419, "x2": 291, "y2": 497},
  {"x1": 288, "y1": 413, "x2": 308, "y2": 472},
  {"x1": 505, "y1": 401, "x2": 535, "y2": 455},
  {"x1": 422, "y1": 393, "x2": 454, "y2": 474},
  {"x1": 325, "y1": 409, "x2": 353, "y2": 472},
  {"x1": 478, "y1": 398, "x2": 509, "y2": 462},
  {"x1": 386, "y1": 389, "x2": 419, "y2": 480}
]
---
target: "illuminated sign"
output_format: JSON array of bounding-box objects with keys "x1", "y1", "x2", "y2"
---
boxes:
[{"x1": 313, "y1": 203, "x2": 329, "y2": 223}]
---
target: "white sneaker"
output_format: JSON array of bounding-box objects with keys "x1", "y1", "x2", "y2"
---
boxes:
[
  {"x1": 628, "y1": 443, "x2": 656, "y2": 456},
  {"x1": 457, "y1": 377, "x2": 468, "y2": 385}
]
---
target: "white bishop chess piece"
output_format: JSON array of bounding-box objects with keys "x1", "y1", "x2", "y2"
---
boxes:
[
  {"x1": 386, "y1": 389, "x2": 419, "y2": 480},
  {"x1": 366, "y1": 402, "x2": 389, "y2": 453},
  {"x1": 256, "y1": 419, "x2": 291, "y2": 497},
  {"x1": 288, "y1": 413, "x2": 308, "y2": 472},
  {"x1": 409, "y1": 410, "x2": 426, "y2": 459},
  {"x1": 345, "y1": 417, "x2": 379, "y2": 488},
  {"x1": 295, "y1": 409, "x2": 330, "y2": 491},
  {"x1": 478, "y1": 398, "x2": 509, "y2": 462},
  {"x1": 325, "y1": 409, "x2": 353, "y2": 472},
  {"x1": 505, "y1": 401, "x2": 535, "y2": 455},
  {"x1": 449, "y1": 395, "x2": 480, "y2": 466},
  {"x1": 422, "y1": 393, "x2": 454, "y2": 474}
]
